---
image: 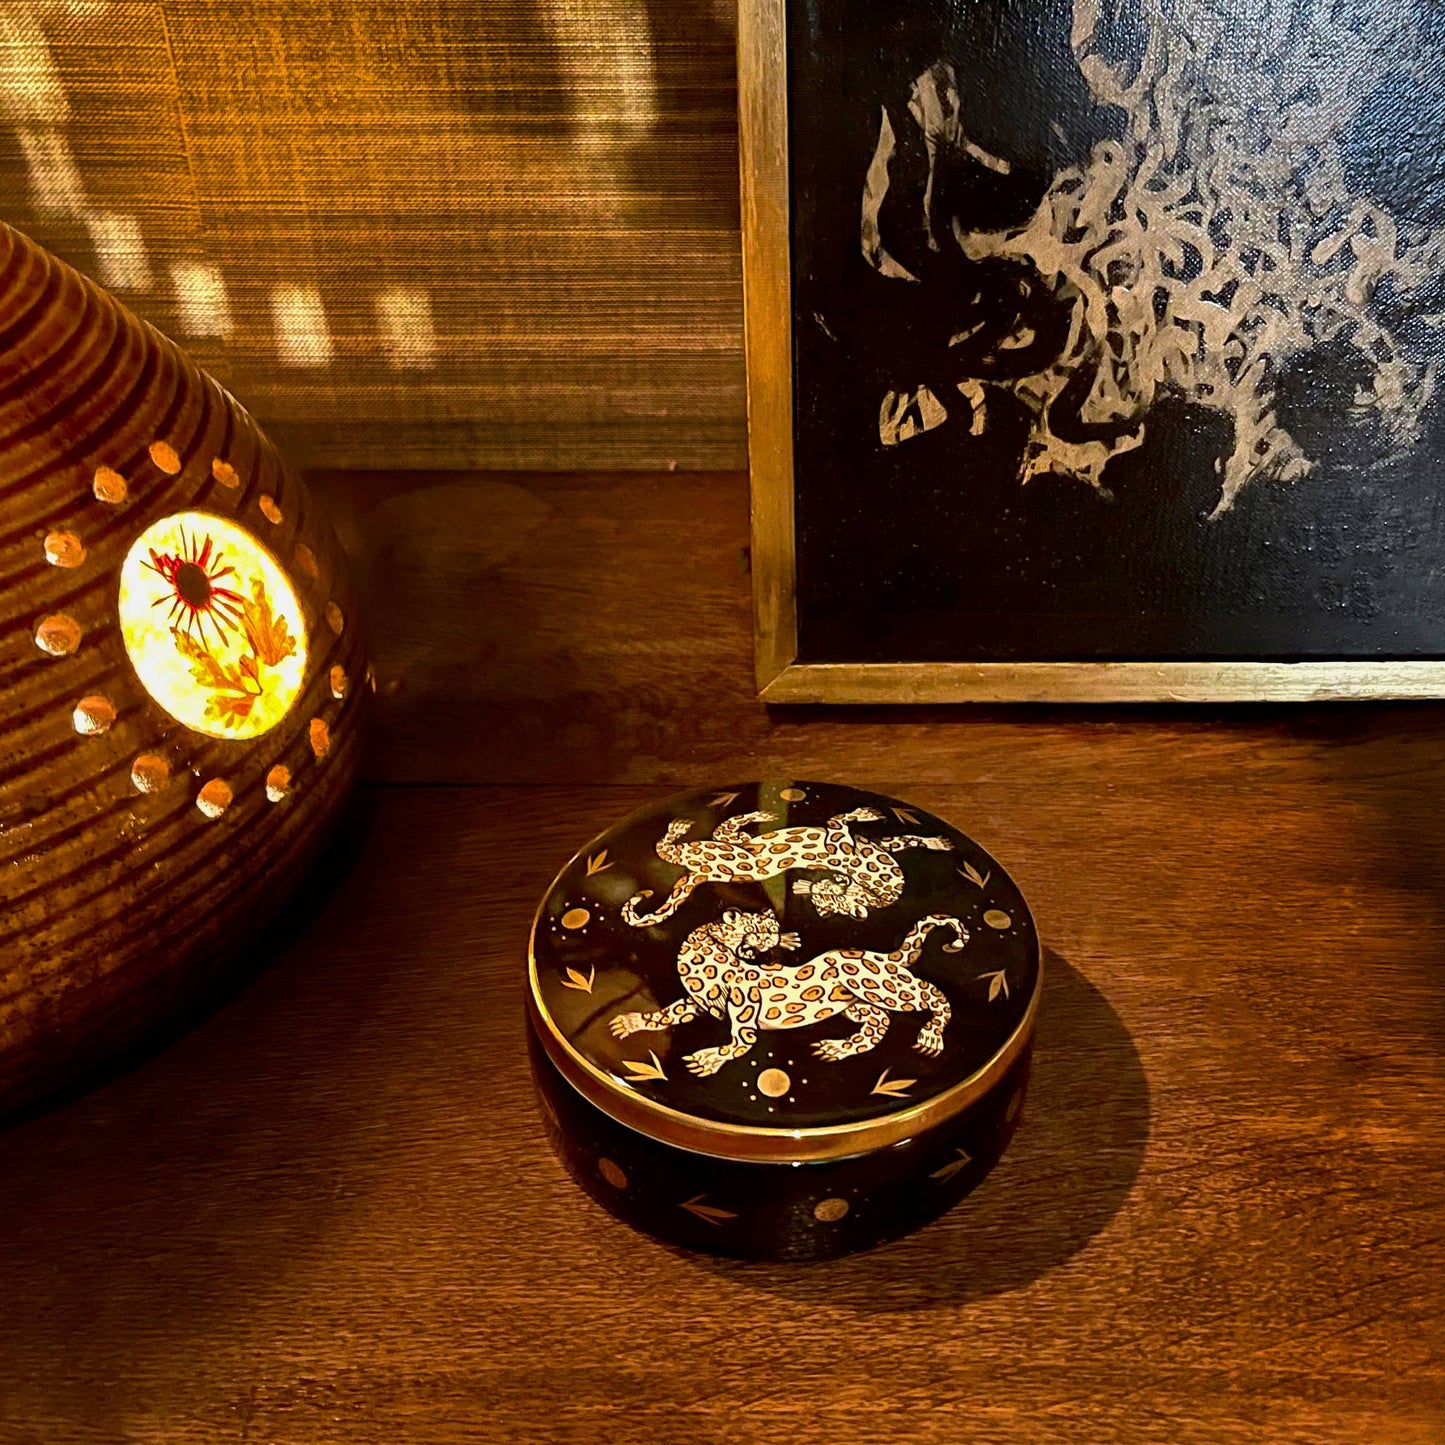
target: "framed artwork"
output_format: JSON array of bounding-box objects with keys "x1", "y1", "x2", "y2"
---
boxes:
[{"x1": 740, "y1": 0, "x2": 1445, "y2": 702}]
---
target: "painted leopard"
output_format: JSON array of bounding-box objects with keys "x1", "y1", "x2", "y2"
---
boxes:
[
  {"x1": 610, "y1": 907, "x2": 968, "y2": 1077},
  {"x1": 621, "y1": 806, "x2": 953, "y2": 926}
]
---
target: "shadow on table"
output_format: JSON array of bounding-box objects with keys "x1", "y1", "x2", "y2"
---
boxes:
[
  {"x1": 0, "y1": 787, "x2": 382, "y2": 1131},
  {"x1": 699, "y1": 949, "x2": 1150, "y2": 1311}
]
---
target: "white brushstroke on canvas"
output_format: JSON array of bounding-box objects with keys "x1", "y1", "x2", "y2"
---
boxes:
[{"x1": 862, "y1": 0, "x2": 1445, "y2": 514}]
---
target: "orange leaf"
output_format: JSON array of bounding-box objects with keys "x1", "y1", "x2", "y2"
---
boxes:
[
  {"x1": 560, "y1": 965, "x2": 595, "y2": 993},
  {"x1": 585, "y1": 851, "x2": 612, "y2": 876}
]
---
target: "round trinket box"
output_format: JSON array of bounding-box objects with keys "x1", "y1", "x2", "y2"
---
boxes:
[{"x1": 527, "y1": 782, "x2": 1041, "y2": 1261}]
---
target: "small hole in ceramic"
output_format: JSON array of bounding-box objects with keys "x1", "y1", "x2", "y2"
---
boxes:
[
  {"x1": 325, "y1": 601, "x2": 344, "y2": 636},
  {"x1": 329, "y1": 664, "x2": 348, "y2": 699},
  {"x1": 211, "y1": 457, "x2": 240, "y2": 488},
  {"x1": 265, "y1": 764, "x2": 292, "y2": 802},
  {"x1": 196, "y1": 778, "x2": 233, "y2": 818},
  {"x1": 44, "y1": 531, "x2": 85, "y2": 568},
  {"x1": 309, "y1": 717, "x2": 331, "y2": 759},
  {"x1": 92, "y1": 466, "x2": 127, "y2": 503},
  {"x1": 149, "y1": 440, "x2": 182, "y2": 475},
  {"x1": 293, "y1": 542, "x2": 319, "y2": 579},
  {"x1": 72, "y1": 694, "x2": 115, "y2": 734},
  {"x1": 34, "y1": 614, "x2": 81, "y2": 656},
  {"x1": 131, "y1": 753, "x2": 170, "y2": 793},
  {"x1": 258, "y1": 494, "x2": 283, "y2": 525}
]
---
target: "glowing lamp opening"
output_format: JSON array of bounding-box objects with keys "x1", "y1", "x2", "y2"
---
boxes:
[{"x1": 119, "y1": 511, "x2": 308, "y2": 740}]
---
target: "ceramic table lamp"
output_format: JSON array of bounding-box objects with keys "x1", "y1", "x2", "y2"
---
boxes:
[{"x1": 0, "y1": 222, "x2": 367, "y2": 1117}]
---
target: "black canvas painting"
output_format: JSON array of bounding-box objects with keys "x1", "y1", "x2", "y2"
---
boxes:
[{"x1": 787, "y1": 0, "x2": 1445, "y2": 663}]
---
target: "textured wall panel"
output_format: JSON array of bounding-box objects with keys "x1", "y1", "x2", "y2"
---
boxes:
[{"x1": 0, "y1": 1, "x2": 746, "y2": 469}]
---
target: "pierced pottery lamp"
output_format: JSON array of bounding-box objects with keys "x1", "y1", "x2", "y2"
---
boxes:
[{"x1": 0, "y1": 223, "x2": 367, "y2": 1116}]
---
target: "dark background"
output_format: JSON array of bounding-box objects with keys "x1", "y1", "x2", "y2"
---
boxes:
[{"x1": 788, "y1": 0, "x2": 1445, "y2": 663}]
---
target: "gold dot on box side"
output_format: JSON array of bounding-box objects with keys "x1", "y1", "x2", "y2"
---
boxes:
[
  {"x1": 72, "y1": 694, "x2": 114, "y2": 734},
  {"x1": 148, "y1": 440, "x2": 181, "y2": 475},
  {"x1": 265, "y1": 764, "x2": 292, "y2": 803},
  {"x1": 35, "y1": 614, "x2": 81, "y2": 656},
  {"x1": 984, "y1": 909, "x2": 1012, "y2": 930},
  {"x1": 92, "y1": 466, "x2": 127, "y2": 503},
  {"x1": 44, "y1": 531, "x2": 85, "y2": 568},
  {"x1": 258, "y1": 494, "x2": 283, "y2": 525},
  {"x1": 196, "y1": 778, "x2": 232, "y2": 819},
  {"x1": 598, "y1": 1158, "x2": 627, "y2": 1189},
  {"x1": 561, "y1": 908, "x2": 591, "y2": 930},
  {"x1": 329, "y1": 664, "x2": 349, "y2": 699},
  {"x1": 758, "y1": 1068, "x2": 791, "y2": 1097},
  {"x1": 130, "y1": 753, "x2": 169, "y2": 793},
  {"x1": 325, "y1": 601, "x2": 344, "y2": 635},
  {"x1": 813, "y1": 1197, "x2": 849, "y2": 1223},
  {"x1": 309, "y1": 717, "x2": 331, "y2": 759},
  {"x1": 211, "y1": 457, "x2": 240, "y2": 488}
]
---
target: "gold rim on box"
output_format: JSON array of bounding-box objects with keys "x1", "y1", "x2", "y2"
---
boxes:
[{"x1": 527, "y1": 881, "x2": 1042, "y2": 1165}]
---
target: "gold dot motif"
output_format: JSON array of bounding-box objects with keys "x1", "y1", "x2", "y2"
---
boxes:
[
  {"x1": 258, "y1": 494, "x2": 283, "y2": 525},
  {"x1": 44, "y1": 531, "x2": 85, "y2": 568},
  {"x1": 983, "y1": 909, "x2": 1012, "y2": 931},
  {"x1": 309, "y1": 717, "x2": 331, "y2": 759},
  {"x1": 293, "y1": 542, "x2": 319, "y2": 579},
  {"x1": 561, "y1": 908, "x2": 591, "y2": 930},
  {"x1": 130, "y1": 753, "x2": 170, "y2": 793},
  {"x1": 813, "y1": 1197, "x2": 849, "y2": 1223},
  {"x1": 265, "y1": 764, "x2": 292, "y2": 803},
  {"x1": 72, "y1": 694, "x2": 114, "y2": 734},
  {"x1": 196, "y1": 778, "x2": 233, "y2": 819},
  {"x1": 329, "y1": 664, "x2": 349, "y2": 700},
  {"x1": 757, "y1": 1068, "x2": 791, "y2": 1098},
  {"x1": 92, "y1": 466, "x2": 127, "y2": 503},
  {"x1": 778, "y1": 787, "x2": 806, "y2": 802},
  {"x1": 211, "y1": 457, "x2": 240, "y2": 489},
  {"x1": 598, "y1": 1158, "x2": 627, "y2": 1189},
  {"x1": 34, "y1": 614, "x2": 81, "y2": 656},
  {"x1": 325, "y1": 601, "x2": 344, "y2": 636}
]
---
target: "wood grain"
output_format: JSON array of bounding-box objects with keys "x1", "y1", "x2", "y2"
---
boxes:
[
  {"x1": 0, "y1": 465, "x2": 1441, "y2": 1440},
  {"x1": 0, "y1": 221, "x2": 368, "y2": 1116},
  {"x1": 0, "y1": 778, "x2": 1439, "y2": 1441}
]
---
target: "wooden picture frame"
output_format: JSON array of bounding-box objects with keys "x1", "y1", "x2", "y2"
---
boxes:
[{"x1": 738, "y1": 0, "x2": 1445, "y2": 704}]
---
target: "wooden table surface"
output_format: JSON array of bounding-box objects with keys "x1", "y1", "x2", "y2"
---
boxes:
[{"x1": 2, "y1": 471, "x2": 1443, "y2": 1443}]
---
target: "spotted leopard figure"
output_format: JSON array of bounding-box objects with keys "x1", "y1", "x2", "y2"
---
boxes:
[
  {"x1": 621, "y1": 806, "x2": 953, "y2": 926},
  {"x1": 610, "y1": 907, "x2": 967, "y2": 1077}
]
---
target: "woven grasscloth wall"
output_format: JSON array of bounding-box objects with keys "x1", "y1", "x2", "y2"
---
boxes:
[{"x1": 0, "y1": 1, "x2": 744, "y2": 469}]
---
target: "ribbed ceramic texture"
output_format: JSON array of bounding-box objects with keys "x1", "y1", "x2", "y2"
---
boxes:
[{"x1": 0, "y1": 222, "x2": 367, "y2": 1117}]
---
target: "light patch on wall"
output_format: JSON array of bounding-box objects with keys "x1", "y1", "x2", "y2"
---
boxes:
[
  {"x1": 0, "y1": 7, "x2": 69, "y2": 125},
  {"x1": 375, "y1": 287, "x2": 436, "y2": 371},
  {"x1": 14, "y1": 126, "x2": 82, "y2": 213},
  {"x1": 118, "y1": 511, "x2": 308, "y2": 740},
  {"x1": 546, "y1": 1, "x2": 658, "y2": 136},
  {"x1": 170, "y1": 259, "x2": 233, "y2": 339},
  {"x1": 83, "y1": 210, "x2": 152, "y2": 291},
  {"x1": 271, "y1": 285, "x2": 334, "y2": 368}
]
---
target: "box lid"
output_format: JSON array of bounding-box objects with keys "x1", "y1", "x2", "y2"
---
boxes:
[{"x1": 528, "y1": 782, "x2": 1040, "y2": 1163}]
